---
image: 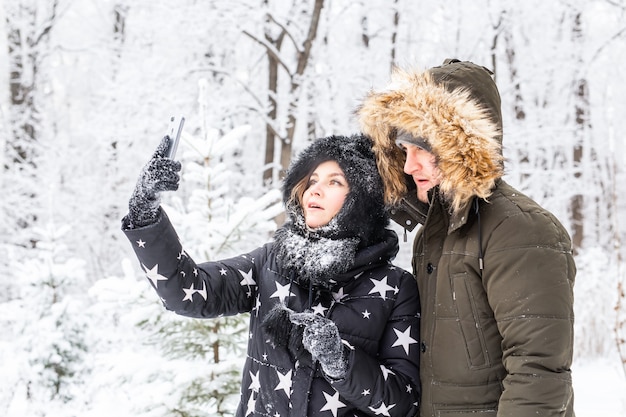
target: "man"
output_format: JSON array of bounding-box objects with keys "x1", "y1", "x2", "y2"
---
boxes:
[{"x1": 357, "y1": 58, "x2": 575, "y2": 416}]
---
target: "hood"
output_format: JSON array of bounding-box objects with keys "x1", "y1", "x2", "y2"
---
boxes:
[
  {"x1": 357, "y1": 58, "x2": 504, "y2": 220},
  {"x1": 281, "y1": 134, "x2": 389, "y2": 248}
]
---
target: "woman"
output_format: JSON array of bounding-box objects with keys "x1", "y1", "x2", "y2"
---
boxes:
[{"x1": 122, "y1": 134, "x2": 421, "y2": 417}]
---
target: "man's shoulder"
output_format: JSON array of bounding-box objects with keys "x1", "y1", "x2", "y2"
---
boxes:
[
  {"x1": 490, "y1": 180, "x2": 551, "y2": 215},
  {"x1": 486, "y1": 180, "x2": 572, "y2": 245}
]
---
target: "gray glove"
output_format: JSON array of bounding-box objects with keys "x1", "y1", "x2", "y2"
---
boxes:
[
  {"x1": 291, "y1": 311, "x2": 347, "y2": 379},
  {"x1": 127, "y1": 136, "x2": 181, "y2": 228}
]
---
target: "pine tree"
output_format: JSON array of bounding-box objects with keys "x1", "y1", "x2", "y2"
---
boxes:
[
  {"x1": 133, "y1": 93, "x2": 283, "y2": 416},
  {"x1": 1, "y1": 223, "x2": 89, "y2": 416}
]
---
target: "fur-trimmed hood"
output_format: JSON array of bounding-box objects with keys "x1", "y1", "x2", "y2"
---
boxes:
[
  {"x1": 357, "y1": 59, "x2": 504, "y2": 229},
  {"x1": 280, "y1": 134, "x2": 389, "y2": 248}
]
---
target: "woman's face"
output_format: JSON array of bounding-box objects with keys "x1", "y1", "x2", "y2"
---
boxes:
[{"x1": 302, "y1": 160, "x2": 350, "y2": 228}]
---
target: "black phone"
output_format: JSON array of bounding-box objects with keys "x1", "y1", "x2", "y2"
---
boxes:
[{"x1": 165, "y1": 115, "x2": 185, "y2": 159}]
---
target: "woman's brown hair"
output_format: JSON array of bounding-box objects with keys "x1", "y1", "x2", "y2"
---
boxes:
[{"x1": 287, "y1": 171, "x2": 314, "y2": 209}]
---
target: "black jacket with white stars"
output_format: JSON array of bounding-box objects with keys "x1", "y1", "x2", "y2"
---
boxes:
[{"x1": 123, "y1": 208, "x2": 420, "y2": 417}]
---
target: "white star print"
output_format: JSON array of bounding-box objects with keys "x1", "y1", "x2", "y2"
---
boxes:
[
  {"x1": 368, "y1": 401, "x2": 396, "y2": 416},
  {"x1": 252, "y1": 294, "x2": 261, "y2": 316},
  {"x1": 239, "y1": 269, "x2": 257, "y2": 287},
  {"x1": 143, "y1": 264, "x2": 168, "y2": 287},
  {"x1": 368, "y1": 276, "x2": 395, "y2": 299},
  {"x1": 362, "y1": 310, "x2": 371, "y2": 319},
  {"x1": 196, "y1": 280, "x2": 207, "y2": 300},
  {"x1": 181, "y1": 280, "x2": 207, "y2": 302},
  {"x1": 312, "y1": 303, "x2": 328, "y2": 316},
  {"x1": 270, "y1": 282, "x2": 295, "y2": 303},
  {"x1": 219, "y1": 268, "x2": 227, "y2": 276},
  {"x1": 136, "y1": 239, "x2": 145, "y2": 248},
  {"x1": 274, "y1": 369, "x2": 292, "y2": 398},
  {"x1": 380, "y1": 365, "x2": 395, "y2": 380},
  {"x1": 248, "y1": 370, "x2": 261, "y2": 392},
  {"x1": 182, "y1": 283, "x2": 196, "y2": 301},
  {"x1": 392, "y1": 326, "x2": 418, "y2": 355},
  {"x1": 319, "y1": 390, "x2": 346, "y2": 417},
  {"x1": 361, "y1": 389, "x2": 371, "y2": 396},
  {"x1": 245, "y1": 391, "x2": 256, "y2": 416},
  {"x1": 406, "y1": 384, "x2": 413, "y2": 393},
  {"x1": 332, "y1": 287, "x2": 348, "y2": 301},
  {"x1": 241, "y1": 254, "x2": 255, "y2": 263}
]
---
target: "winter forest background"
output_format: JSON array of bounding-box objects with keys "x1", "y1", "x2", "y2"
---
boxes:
[{"x1": 1, "y1": 0, "x2": 625, "y2": 416}]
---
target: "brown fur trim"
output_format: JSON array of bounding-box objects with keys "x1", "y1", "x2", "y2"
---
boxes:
[{"x1": 357, "y1": 67, "x2": 503, "y2": 215}]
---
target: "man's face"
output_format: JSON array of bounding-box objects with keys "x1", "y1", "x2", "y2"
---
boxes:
[{"x1": 400, "y1": 143, "x2": 442, "y2": 203}]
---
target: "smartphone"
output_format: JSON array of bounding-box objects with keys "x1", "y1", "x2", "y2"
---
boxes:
[{"x1": 165, "y1": 115, "x2": 185, "y2": 159}]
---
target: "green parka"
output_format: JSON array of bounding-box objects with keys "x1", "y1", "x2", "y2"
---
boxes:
[{"x1": 357, "y1": 59, "x2": 575, "y2": 417}]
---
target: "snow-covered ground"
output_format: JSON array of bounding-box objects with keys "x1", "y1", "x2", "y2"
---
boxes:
[
  {"x1": 2, "y1": 342, "x2": 625, "y2": 416},
  {"x1": 573, "y1": 349, "x2": 626, "y2": 416}
]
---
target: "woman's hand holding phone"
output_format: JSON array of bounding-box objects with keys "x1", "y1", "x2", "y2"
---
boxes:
[{"x1": 165, "y1": 115, "x2": 185, "y2": 159}]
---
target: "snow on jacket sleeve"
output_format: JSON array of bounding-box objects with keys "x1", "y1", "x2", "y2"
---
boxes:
[
  {"x1": 484, "y1": 208, "x2": 575, "y2": 416},
  {"x1": 122, "y1": 209, "x2": 266, "y2": 318},
  {"x1": 329, "y1": 269, "x2": 421, "y2": 417}
]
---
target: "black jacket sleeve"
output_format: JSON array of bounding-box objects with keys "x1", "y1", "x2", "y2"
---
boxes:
[{"x1": 122, "y1": 208, "x2": 268, "y2": 318}]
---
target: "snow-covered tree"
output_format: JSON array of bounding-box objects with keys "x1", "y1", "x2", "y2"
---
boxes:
[
  {"x1": 1, "y1": 223, "x2": 89, "y2": 416},
  {"x1": 1, "y1": 0, "x2": 626, "y2": 413},
  {"x1": 124, "y1": 80, "x2": 282, "y2": 415}
]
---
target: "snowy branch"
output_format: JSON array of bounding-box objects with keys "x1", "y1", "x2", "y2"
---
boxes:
[{"x1": 242, "y1": 29, "x2": 293, "y2": 76}]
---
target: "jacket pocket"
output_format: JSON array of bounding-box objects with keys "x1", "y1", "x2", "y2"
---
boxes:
[
  {"x1": 451, "y1": 273, "x2": 490, "y2": 369},
  {"x1": 436, "y1": 407, "x2": 497, "y2": 417}
]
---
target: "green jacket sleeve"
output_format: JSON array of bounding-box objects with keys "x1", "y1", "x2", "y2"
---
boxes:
[{"x1": 483, "y1": 209, "x2": 576, "y2": 417}]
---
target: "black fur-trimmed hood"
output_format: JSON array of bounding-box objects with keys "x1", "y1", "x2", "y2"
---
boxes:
[
  {"x1": 265, "y1": 134, "x2": 393, "y2": 356},
  {"x1": 281, "y1": 134, "x2": 389, "y2": 248}
]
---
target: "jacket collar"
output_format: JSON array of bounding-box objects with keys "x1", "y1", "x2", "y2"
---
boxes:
[
  {"x1": 448, "y1": 199, "x2": 473, "y2": 233},
  {"x1": 392, "y1": 186, "x2": 474, "y2": 234}
]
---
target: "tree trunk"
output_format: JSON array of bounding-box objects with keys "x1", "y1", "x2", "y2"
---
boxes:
[
  {"x1": 390, "y1": 0, "x2": 399, "y2": 68},
  {"x1": 263, "y1": 30, "x2": 284, "y2": 183},
  {"x1": 570, "y1": 11, "x2": 587, "y2": 253},
  {"x1": 254, "y1": 0, "x2": 325, "y2": 183},
  {"x1": 4, "y1": 1, "x2": 58, "y2": 239},
  {"x1": 279, "y1": 0, "x2": 324, "y2": 180}
]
